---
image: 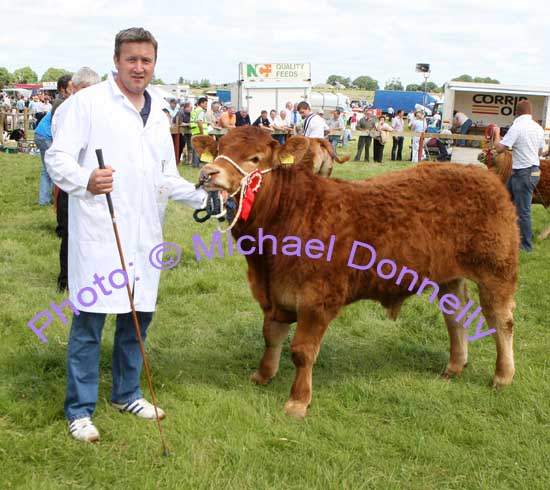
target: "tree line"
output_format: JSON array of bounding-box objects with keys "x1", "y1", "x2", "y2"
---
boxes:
[
  {"x1": 0, "y1": 65, "x2": 500, "y2": 93},
  {"x1": 325, "y1": 74, "x2": 500, "y2": 92},
  {"x1": 0, "y1": 65, "x2": 213, "y2": 90}
]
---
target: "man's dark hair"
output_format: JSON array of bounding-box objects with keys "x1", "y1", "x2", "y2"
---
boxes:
[
  {"x1": 297, "y1": 101, "x2": 310, "y2": 111},
  {"x1": 197, "y1": 97, "x2": 208, "y2": 105},
  {"x1": 115, "y1": 27, "x2": 158, "y2": 60},
  {"x1": 397, "y1": 109, "x2": 404, "y2": 115},
  {"x1": 57, "y1": 74, "x2": 72, "y2": 92}
]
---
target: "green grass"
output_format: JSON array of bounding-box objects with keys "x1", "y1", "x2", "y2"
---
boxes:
[{"x1": 1, "y1": 142, "x2": 550, "y2": 490}]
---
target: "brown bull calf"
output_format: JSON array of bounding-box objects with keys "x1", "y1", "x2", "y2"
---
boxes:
[{"x1": 193, "y1": 126, "x2": 519, "y2": 419}]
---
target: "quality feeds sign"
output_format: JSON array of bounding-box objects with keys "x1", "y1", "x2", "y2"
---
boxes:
[{"x1": 240, "y1": 63, "x2": 311, "y2": 82}]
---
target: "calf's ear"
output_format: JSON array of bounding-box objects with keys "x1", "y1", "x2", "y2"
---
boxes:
[
  {"x1": 272, "y1": 136, "x2": 310, "y2": 166},
  {"x1": 191, "y1": 135, "x2": 218, "y2": 162}
]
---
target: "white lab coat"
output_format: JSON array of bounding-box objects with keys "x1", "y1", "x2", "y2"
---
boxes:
[{"x1": 45, "y1": 73, "x2": 207, "y2": 313}]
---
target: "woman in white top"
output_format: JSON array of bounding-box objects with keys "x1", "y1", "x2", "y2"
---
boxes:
[{"x1": 409, "y1": 111, "x2": 426, "y2": 163}]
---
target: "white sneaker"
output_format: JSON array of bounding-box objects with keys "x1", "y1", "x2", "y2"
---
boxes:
[
  {"x1": 111, "y1": 398, "x2": 166, "y2": 420},
  {"x1": 68, "y1": 417, "x2": 100, "y2": 442}
]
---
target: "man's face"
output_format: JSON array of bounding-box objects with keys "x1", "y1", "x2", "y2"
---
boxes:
[
  {"x1": 200, "y1": 100, "x2": 208, "y2": 110},
  {"x1": 113, "y1": 41, "x2": 156, "y2": 95},
  {"x1": 298, "y1": 107, "x2": 309, "y2": 118},
  {"x1": 170, "y1": 101, "x2": 176, "y2": 109},
  {"x1": 228, "y1": 107, "x2": 235, "y2": 115}
]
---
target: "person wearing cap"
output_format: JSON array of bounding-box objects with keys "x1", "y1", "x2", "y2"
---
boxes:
[{"x1": 495, "y1": 99, "x2": 545, "y2": 251}]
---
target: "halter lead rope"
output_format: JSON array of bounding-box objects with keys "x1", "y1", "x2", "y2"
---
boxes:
[{"x1": 213, "y1": 154, "x2": 273, "y2": 232}]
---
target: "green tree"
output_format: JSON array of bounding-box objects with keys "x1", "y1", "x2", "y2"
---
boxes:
[
  {"x1": 473, "y1": 76, "x2": 500, "y2": 84},
  {"x1": 0, "y1": 67, "x2": 12, "y2": 89},
  {"x1": 40, "y1": 67, "x2": 71, "y2": 82},
  {"x1": 326, "y1": 75, "x2": 351, "y2": 88},
  {"x1": 152, "y1": 77, "x2": 165, "y2": 85},
  {"x1": 425, "y1": 81, "x2": 441, "y2": 93},
  {"x1": 199, "y1": 78, "x2": 210, "y2": 88},
  {"x1": 384, "y1": 77, "x2": 403, "y2": 91},
  {"x1": 352, "y1": 75, "x2": 379, "y2": 90},
  {"x1": 406, "y1": 83, "x2": 420, "y2": 91},
  {"x1": 178, "y1": 76, "x2": 184, "y2": 84},
  {"x1": 12, "y1": 66, "x2": 38, "y2": 84},
  {"x1": 451, "y1": 74, "x2": 473, "y2": 82},
  {"x1": 451, "y1": 74, "x2": 499, "y2": 84},
  {"x1": 101, "y1": 73, "x2": 108, "y2": 81}
]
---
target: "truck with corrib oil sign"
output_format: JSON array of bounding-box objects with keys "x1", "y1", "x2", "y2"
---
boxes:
[
  {"x1": 441, "y1": 81, "x2": 550, "y2": 135},
  {"x1": 231, "y1": 63, "x2": 312, "y2": 120}
]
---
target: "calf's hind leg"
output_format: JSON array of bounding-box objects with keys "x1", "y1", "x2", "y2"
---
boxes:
[
  {"x1": 439, "y1": 279, "x2": 469, "y2": 379},
  {"x1": 477, "y1": 284, "x2": 516, "y2": 388},
  {"x1": 250, "y1": 310, "x2": 295, "y2": 385}
]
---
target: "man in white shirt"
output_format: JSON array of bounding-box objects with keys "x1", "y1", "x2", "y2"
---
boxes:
[
  {"x1": 495, "y1": 100, "x2": 545, "y2": 251},
  {"x1": 297, "y1": 101, "x2": 328, "y2": 138},
  {"x1": 273, "y1": 110, "x2": 291, "y2": 144},
  {"x1": 45, "y1": 27, "x2": 208, "y2": 443},
  {"x1": 327, "y1": 109, "x2": 345, "y2": 152}
]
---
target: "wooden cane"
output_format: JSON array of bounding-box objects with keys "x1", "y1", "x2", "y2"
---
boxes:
[{"x1": 95, "y1": 149, "x2": 169, "y2": 456}]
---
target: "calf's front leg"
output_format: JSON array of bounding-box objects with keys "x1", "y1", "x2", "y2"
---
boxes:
[{"x1": 284, "y1": 308, "x2": 333, "y2": 419}]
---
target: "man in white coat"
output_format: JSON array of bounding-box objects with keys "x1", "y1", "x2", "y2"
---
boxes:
[{"x1": 45, "y1": 28, "x2": 208, "y2": 442}]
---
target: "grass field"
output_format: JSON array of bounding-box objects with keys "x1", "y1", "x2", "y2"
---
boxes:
[{"x1": 1, "y1": 141, "x2": 550, "y2": 490}]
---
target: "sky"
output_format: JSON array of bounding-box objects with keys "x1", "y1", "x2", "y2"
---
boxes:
[{"x1": 1, "y1": 0, "x2": 549, "y2": 88}]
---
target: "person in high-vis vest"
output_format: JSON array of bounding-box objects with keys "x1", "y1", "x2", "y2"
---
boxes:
[{"x1": 190, "y1": 97, "x2": 209, "y2": 168}]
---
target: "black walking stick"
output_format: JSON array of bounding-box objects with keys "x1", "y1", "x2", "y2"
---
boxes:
[{"x1": 95, "y1": 149, "x2": 169, "y2": 456}]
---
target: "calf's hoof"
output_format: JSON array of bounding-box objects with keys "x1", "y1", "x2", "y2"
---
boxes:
[
  {"x1": 441, "y1": 361, "x2": 468, "y2": 380},
  {"x1": 491, "y1": 374, "x2": 514, "y2": 390},
  {"x1": 284, "y1": 400, "x2": 308, "y2": 420},
  {"x1": 250, "y1": 371, "x2": 271, "y2": 385}
]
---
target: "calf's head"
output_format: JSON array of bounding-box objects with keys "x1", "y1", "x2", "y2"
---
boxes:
[{"x1": 192, "y1": 126, "x2": 309, "y2": 193}]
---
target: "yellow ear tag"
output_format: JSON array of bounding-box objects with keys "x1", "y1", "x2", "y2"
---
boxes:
[
  {"x1": 201, "y1": 150, "x2": 214, "y2": 162},
  {"x1": 280, "y1": 154, "x2": 295, "y2": 165}
]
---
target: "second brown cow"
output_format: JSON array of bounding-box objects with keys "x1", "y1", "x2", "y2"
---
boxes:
[{"x1": 193, "y1": 126, "x2": 519, "y2": 419}]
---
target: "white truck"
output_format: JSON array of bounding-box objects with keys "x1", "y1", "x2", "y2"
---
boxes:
[
  {"x1": 231, "y1": 62, "x2": 311, "y2": 119},
  {"x1": 441, "y1": 81, "x2": 550, "y2": 134},
  {"x1": 309, "y1": 91, "x2": 351, "y2": 115}
]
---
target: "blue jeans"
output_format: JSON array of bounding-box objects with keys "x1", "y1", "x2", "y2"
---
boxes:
[
  {"x1": 506, "y1": 166, "x2": 541, "y2": 252},
  {"x1": 192, "y1": 148, "x2": 200, "y2": 168},
  {"x1": 458, "y1": 119, "x2": 473, "y2": 147},
  {"x1": 35, "y1": 134, "x2": 53, "y2": 205},
  {"x1": 64, "y1": 310, "x2": 153, "y2": 422},
  {"x1": 328, "y1": 136, "x2": 339, "y2": 153}
]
